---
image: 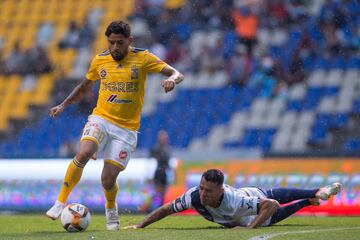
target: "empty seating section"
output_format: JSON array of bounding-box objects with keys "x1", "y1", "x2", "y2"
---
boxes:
[{"x1": 139, "y1": 67, "x2": 360, "y2": 153}]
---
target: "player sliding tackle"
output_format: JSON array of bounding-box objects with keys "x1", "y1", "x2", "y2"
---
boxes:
[
  {"x1": 125, "y1": 169, "x2": 341, "y2": 229},
  {"x1": 46, "y1": 20, "x2": 184, "y2": 231}
]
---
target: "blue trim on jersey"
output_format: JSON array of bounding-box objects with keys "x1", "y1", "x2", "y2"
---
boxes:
[
  {"x1": 99, "y1": 50, "x2": 110, "y2": 56},
  {"x1": 258, "y1": 188, "x2": 267, "y2": 197},
  {"x1": 190, "y1": 189, "x2": 214, "y2": 222},
  {"x1": 131, "y1": 47, "x2": 146, "y2": 53}
]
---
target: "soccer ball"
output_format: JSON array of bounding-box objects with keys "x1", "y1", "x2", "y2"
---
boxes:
[{"x1": 60, "y1": 203, "x2": 91, "y2": 232}]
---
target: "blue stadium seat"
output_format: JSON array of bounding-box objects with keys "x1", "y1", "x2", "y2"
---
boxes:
[
  {"x1": 303, "y1": 88, "x2": 323, "y2": 110},
  {"x1": 348, "y1": 57, "x2": 360, "y2": 69},
  {"x1": 309, "y1": 125, "x2": 327, "y2": 142},
  {"x1": 259, "y1": 128, "x2": 276, "y2": 151},
  {"x1": 329, "y1": 113, "x2": 348, "y2": 129},
  {"x1": 343, "y1": 138, "x2": 360, "y2": 152},
  {"x1": 352, "y1": 99, "x2": 360, "y2": 113},
  {"x1": 223, "y1": 31, "x2": 237, "y2": 59},
  {"x1": 324, "y1": 87, "x2": 339, "y2": 96},
  {"x1": 241, "y1": 128, "x2": 260, "y2": 147},
  {"x1": 175, "y1": 23, "x2": 192, "y2": 41},
  {"x1": 287, "y1": 100, "x2": 303, "y2": 111}
]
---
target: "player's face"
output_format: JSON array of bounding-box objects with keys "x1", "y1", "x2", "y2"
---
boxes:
[
  {"x1": 199, "y1": 178, "x2": 224, "y2": 207},
  {"x1": 107, "y1": 33, "x2": 133, "y2": 61}
]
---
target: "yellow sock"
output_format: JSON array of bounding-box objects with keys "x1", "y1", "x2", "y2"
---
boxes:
[
  {"x1": 58, "y1": 158, "x2": 85, "y2": 203},
  {"x1": 103, "y1": 183, "x2": 119, "y2": 209}
]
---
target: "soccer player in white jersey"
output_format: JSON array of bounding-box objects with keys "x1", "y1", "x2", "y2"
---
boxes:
[
  {"x1": 45, "y1": 21, "x2": 184, "y2": 230},
  {"x1": 124, "y1": 169, "x2": 341, "y2": 229}
]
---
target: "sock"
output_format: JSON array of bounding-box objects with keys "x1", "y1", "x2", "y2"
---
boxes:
[
  {"x1": 57, "y1": 158, "x2": 85, "y2": 203},
  {"x1": 270, "y1": 199, "x2": 310, "y2": 225},
  {"x1": 103, "y1": 183, "x2": 119, "y2": 209},
  {"x1": 266, "y1": 188, "x2": 318, "y2": 204}
]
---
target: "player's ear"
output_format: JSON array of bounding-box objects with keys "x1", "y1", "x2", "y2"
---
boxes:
[{"x1": 128, "y1": 36, "x2": 134, "y2": 45}]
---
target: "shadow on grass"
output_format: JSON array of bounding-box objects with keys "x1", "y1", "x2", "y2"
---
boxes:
[
  {"x1": 270, "y1": 223, "x2": 312, "y2": 227},
  {"x1": 147, "y1": 226, "x2": 224, "y2": 230},
  {"x1": 1, "y1": 229, "x2": 104, "y2": 238}
]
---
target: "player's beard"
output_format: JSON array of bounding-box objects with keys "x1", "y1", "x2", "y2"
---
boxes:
[
  {"x1": 111, "y1": 52, "x2": 123, "y2": 61},
  {"x1": 110, "y1": 48, "x2": 128, "y2": 62}
]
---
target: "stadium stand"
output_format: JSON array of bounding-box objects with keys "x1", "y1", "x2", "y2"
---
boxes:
[{"x1": 0, "y1": 0, "x2": 359, "y2": 157}]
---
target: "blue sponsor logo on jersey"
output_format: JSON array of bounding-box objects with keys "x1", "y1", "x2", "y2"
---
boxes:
[{"x1": 106, "y1": 94, "x2": 132, "y2": 104}]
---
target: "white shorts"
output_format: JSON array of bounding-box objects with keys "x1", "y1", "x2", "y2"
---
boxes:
[
  {"x1": 80, "y1": 115, "x2": 138, "y2": 170},
  {"x1": 238, "y1": 187, "x2": 271, "y2": 227}
]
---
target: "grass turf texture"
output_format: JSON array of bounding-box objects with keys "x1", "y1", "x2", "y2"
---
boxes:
[{"x1": 0, "y1": 215, "x2": 359, "y2": 240}]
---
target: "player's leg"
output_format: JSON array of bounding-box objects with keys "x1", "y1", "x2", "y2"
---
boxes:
[
  {"x1": 46, "y1": 116, "x2": 107, "y2": 220},
  {"x1": 46, "y1": 140, "x2": 97, "y2": 219},
  {"x1": 101, "y1": 161, "x2": 123, "y2": 231},
  {"x1": 265, "y1": 188, "x2": 318, "y2": 204},
  {"x1": 266, "y1": 182, "x2": 342, "y2": 204},
  {"x1": 153, "y1": 168, "x2": 167, "y2": 207},
  {"x1": 101, "y1": 121, "x2": 137, "y2": 230},
  {"x1": 57, "y1": 140, "x2": 97, "y2": 202},
  {"x1": 269, "y1": 199, "x2": 311, "y2": 225},
  {"x1": 268, "y1": 183, "x2": 342, "y2": 225}
]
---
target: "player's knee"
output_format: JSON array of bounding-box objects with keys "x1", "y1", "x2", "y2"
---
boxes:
[
  {"x1": 76, "y1": 150, "x2": 92, "y2": 163},
  {"x1": 76, "y1": 145, "x2": 97, "y2": 163}
]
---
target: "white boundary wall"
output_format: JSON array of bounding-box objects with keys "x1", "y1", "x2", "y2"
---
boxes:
[{"x1": 0, "y1": 158, "x2": 158, "y2": 182}]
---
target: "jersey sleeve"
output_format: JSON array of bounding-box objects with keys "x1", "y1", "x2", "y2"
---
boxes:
[
  {"x1": 234, "y1": 195, "x2": 260, "y2": 216},
  {"x1": 85, "y1": 56, "x2": 100, "y2": 81},
  {"x1": 170, "y1": 188, "x2": 194, "y2": 213},
  {"x1": 143, "y1": 50, "x2": 168, "y2": 73}
]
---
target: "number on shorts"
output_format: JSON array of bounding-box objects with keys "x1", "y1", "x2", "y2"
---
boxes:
[{"x1": 83, "y1": 125, "x2": 105, "y2": 144}]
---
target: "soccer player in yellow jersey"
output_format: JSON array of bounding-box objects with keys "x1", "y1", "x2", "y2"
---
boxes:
[{"x1": 46, "y1": 21, "x2": 184, "y2": 230}]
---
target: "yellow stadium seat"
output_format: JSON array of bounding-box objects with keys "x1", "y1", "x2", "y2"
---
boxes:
[
  {"x1": 0, "y1": 76, "x2": 21, "y2": 131},
  {"x1": 10, "y1": 91, "x2": 32, "y2": 119},
  {"x1": 0, "y1": 77, "x2": 4, "y2": 104},
  {"x1": 0, "y1": 0, "x2": 140, "y2": 131},
  {"x1": 31, "y1": 74, "x2": 55, "y2": 105}
]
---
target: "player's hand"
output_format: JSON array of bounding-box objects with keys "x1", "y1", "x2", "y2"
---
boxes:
[
  {"x1": 122, "y1": 225, "x2": 140, "y2": 229},
  {"x1": 161, "y1": 78, "x2": 176, "y2": 93},
  {"x1": 49, "y1": 104, "x2": 65, "y2": 118}
]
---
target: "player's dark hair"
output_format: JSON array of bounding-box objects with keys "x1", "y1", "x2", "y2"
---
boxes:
[
  {"x1": 105, "y1": 21, "x2": 131, "y2": 38},
  {"x1": 202, "y1": 169, "x2": 224, "y2": 186}
]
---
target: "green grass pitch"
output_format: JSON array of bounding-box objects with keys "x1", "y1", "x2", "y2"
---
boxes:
[{"x1": 0, "y1": 215, "x2": 359, "y2": 240}]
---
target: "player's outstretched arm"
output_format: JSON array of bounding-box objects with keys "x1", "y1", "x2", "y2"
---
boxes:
[
  {"x1": 248, "y1": 199, "x2": 280, "y2": 229},
  {"x1": 49, "y1": 79, "x2": 94, "y2": 118},
  {"x1": 123, "y1": 203, "x2": 175, "y2": 229},
  {"x1": 160, "y1": 65, "x2": 184, "y2": 93}
]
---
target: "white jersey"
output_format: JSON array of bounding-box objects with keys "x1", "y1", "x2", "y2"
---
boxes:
[{"x1": 171, "y1": 185, "x2": 271, "y2": 227}]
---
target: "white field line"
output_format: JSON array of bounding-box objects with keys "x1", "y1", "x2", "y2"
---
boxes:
[{"x1": 248, "y1": 227, "x2": 360, "y2": 240}]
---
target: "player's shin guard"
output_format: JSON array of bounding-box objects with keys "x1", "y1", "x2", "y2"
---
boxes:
[
  {"x1": 269, "y1": 199, "x2": 310, "y2": 225},
  {"x1": 266, "y1": 188, "x2": 318, "y2": 204},
  {"x1": 58, "y1": 157, "x2": 85, "y2": 203},
  {"x1": 103, "y1": 182, "x2": 119, "y2": 209}
]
